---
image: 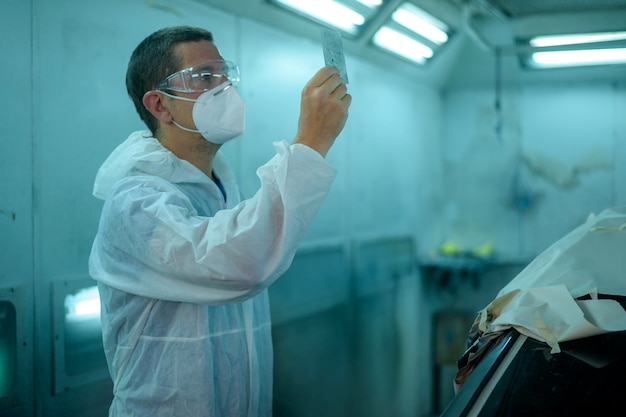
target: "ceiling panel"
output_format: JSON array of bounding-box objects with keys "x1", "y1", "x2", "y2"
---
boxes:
[
  {"x1": 192, "y1": 0, "x2": 626, "y2": 84},
  {"x1": 485, "y1": 0, "x2": 626, "y2": 18}
]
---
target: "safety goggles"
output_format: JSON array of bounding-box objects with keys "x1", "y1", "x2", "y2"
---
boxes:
[{"x1": 156, "y1": 60, "x2": 240, "y2": 93}]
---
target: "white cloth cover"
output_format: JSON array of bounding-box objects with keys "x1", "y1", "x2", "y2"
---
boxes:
[
  {"x1": 477, "y1": 206, "x2": 626, "y2": 353},
  {"x1": 88, "y1": 130, "x2": 336, "y2": 416}
]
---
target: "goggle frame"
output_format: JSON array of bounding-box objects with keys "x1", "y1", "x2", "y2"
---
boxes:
[{"x1": 156, "y1": 59, "x2": 240, "y2": 93}]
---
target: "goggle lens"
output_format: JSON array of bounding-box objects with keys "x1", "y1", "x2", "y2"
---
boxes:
[{"x1": 158, "y1": 60, "x2": 240, "y2": 93}]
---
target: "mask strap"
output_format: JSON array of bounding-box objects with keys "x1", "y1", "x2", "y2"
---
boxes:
[
  {"x1": 171, "y1": 120, "x2": 201, "y2": 134},
  {"x1": 157, "y1": 90, "x2": 201, "y2": 133},
  {"x1": 158, "y1": 90, "x2": 198, "y2": 103}
]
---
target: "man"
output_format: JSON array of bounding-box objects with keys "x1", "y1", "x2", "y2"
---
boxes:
[{"x1": 89, "y1": 26, "x2": 350, "y2": 417}]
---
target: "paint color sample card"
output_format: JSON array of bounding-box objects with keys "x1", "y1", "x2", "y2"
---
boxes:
[{"x1": 320, "y1": 28, "x2": 349, "y2": 84}]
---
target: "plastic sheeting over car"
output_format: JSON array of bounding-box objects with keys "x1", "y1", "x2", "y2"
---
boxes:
[{"x1": 456, "y1": 206, "x2": 626, "y2": 387}]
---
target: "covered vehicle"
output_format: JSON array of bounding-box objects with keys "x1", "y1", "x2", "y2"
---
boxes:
[{"x1": 443, "y1": 207, "x2": 626, "y2": 416}]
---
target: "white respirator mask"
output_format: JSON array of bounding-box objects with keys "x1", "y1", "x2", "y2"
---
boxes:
[{"x1": 160, "y1": 82, "x2": 245, "y2": 144}]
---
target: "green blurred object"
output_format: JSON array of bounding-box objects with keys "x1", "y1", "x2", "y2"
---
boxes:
[
  {"x1": 439, "y1": 240, "x2": 461, "y2": 256},
  {"x1": 473, "y1": 241, "x2": 494, "y2": 258}
]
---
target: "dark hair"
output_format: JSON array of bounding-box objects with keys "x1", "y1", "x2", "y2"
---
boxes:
[{"x1": 126, "y1": 26, "x2": 214, "y2": 134}]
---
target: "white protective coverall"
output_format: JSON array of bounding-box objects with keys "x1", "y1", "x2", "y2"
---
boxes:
[{"x1": 88, "y1": 130, "x2": 336, "y2": 417}]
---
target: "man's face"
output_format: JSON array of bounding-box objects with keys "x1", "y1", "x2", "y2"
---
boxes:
[
  {"x1": 176, "y1": 40, "x2": 226, "y2": 89},
  {"x1": 164, "y1": 40, "x2": 225, "y2": 130}
]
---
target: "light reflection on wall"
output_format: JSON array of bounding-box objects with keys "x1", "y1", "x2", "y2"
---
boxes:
[
  {"x1": 63, "y1": 286, "x2": 106, "y2": 376},
  {"x1": 65, "y1": 286, "x2": 101, "y2": 321}
]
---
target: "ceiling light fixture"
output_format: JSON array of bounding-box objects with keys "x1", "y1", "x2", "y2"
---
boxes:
[
  {"x1": 271, "y1": 0, "x2": 368, "y2": 35},
  {"x1": 391, "y1": 3, "x2": 449, "y2": 45},
  {"x1": 372, "y1": 2, "x2": 450, "y2": 65},
  {"x1": 526, "y1": 31, "x2": 626, "y2": 68},
  {"x1": 270, "y1": 0, "x2": 451, "y2": 66},
  {"x1": 373, "y1": 26, "x2": 434, "y2": 64},
  {"x1": 530, "y1": 31, "x2": 626, "y2": 48},
  {"x1": 356, "y1": 0, "x2": 382, "y2": 7},
  {"x1": 531, "y1": 48, "x2": 626, "y2": 68}
]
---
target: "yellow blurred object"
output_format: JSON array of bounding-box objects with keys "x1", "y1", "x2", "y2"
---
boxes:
[
  {"x1": 473, "y1": 241, "x2": 494, "y2": 257},
  {"x1": 439, "y1": 240, "x2": 460, "y2": 256}
]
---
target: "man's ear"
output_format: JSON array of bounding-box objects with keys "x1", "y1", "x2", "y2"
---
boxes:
[{"x1": 142, "y1": 91, "x2": 173, "y2": 123}]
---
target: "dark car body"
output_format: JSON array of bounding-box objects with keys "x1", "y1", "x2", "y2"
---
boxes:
[{"x1": 442, "y1": 295, "x2": 626, "y2": 417}]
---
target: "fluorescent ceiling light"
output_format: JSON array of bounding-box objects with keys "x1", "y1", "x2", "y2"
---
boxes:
[
  {"x1": 531, "y1": 48, "x2": 626, "y2": 68},
  {"x1": 273, "y1": 0, "x2": 365, "y2": 34},
  {"x1": 392, "y1": 3, "x2": 449, "y2": 45},
  {"x1": 273, "y1": 0, "x2": 446, "y2": 66},
  {"x1": 356, "y1": 0, "x2": 382, "y2": 7},
  {"x1": 373, "y1": 26, "x2": 434, "y2": 64},
  {"x1": 530, "y1": 31, "x2": 626, "y2": 47}
]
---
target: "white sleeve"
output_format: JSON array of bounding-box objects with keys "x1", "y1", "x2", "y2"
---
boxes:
[{"x1": 89, "y1": 142, "x2": 336, "y2": 305}]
